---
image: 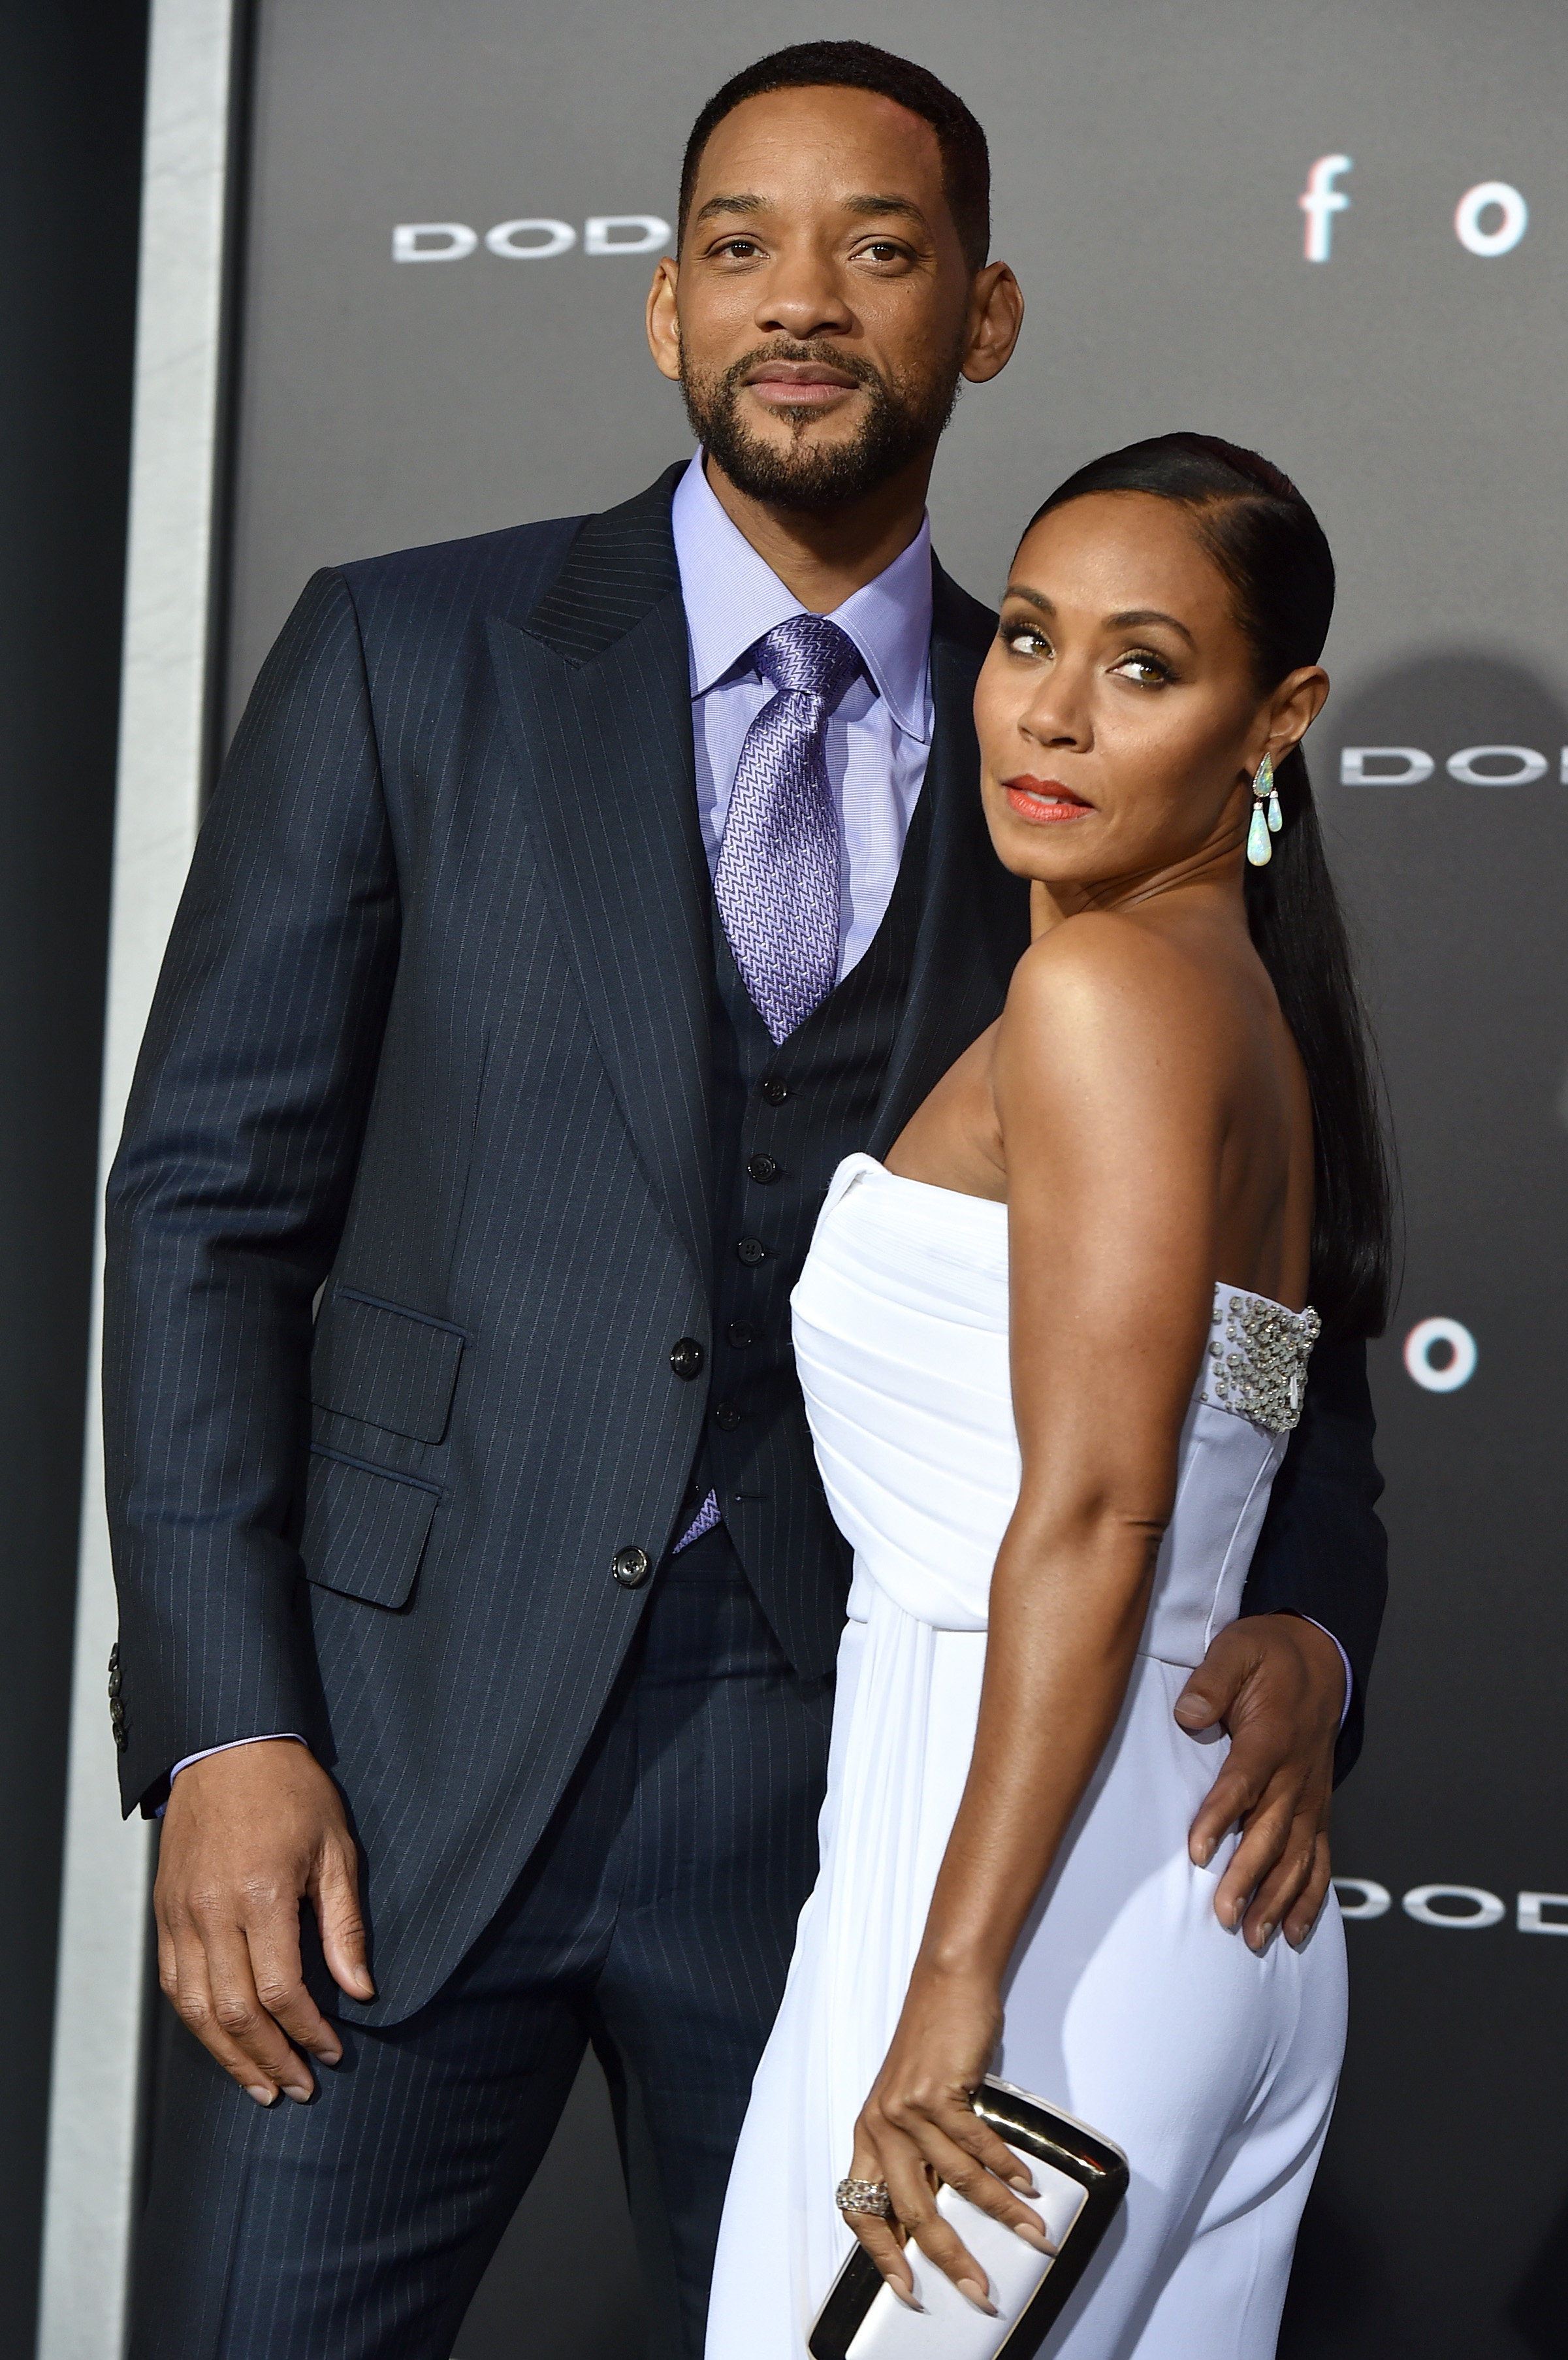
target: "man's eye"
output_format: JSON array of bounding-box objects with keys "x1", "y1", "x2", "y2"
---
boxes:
[
  {"x1": 716, "y1": 238, "x2": 761, "y2": 259},
  {"x1": 862, "y1": 242, "x2": 904, "y2": 262}
]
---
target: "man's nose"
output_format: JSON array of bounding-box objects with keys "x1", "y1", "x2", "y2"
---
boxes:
[{"x1": 754, "y1": 253, "x2": 855, "y2": 340}]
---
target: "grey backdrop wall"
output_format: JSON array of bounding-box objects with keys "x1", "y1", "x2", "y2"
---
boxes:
[{"x1": 202, "y1": 2, "x2": 1568, "y2": 2352}]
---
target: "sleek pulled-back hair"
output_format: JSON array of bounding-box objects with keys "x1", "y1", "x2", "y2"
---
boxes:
[
  {"x1": 679, "y1": 41, "x2": 991, "y2": 271},
  {"x1": 1029, "y1": 432, "x2": 1393, "y2": 1338}
]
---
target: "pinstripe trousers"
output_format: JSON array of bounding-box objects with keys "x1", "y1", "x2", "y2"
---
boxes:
[{"x1": 128, "y1": 1525, "x2": 834, "y2": 2360}]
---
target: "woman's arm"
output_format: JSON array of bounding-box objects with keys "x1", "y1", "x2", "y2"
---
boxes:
[{"x1": 846, "y1": 913, "x2": 1241, "y2": 2306}]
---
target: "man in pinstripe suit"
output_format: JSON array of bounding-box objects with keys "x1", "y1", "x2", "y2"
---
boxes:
[{"x1": 108, "y1": 42, "x2": 1382, "y2": 2360}]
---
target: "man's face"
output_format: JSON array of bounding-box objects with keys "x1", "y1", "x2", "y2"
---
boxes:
[{"x1": 658, "y1": 85, "x2": 978, "y2": 510}]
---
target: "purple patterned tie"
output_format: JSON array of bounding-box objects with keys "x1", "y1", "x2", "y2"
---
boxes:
[
  {"x1": 673, "y1": 619, "x2": 858, "y2": 1559},
  {"x1": 714, "y1": 615, "x2": 859, "y2": 1045}
]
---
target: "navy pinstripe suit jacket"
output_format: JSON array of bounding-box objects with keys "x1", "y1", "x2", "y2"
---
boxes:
[{"x1": 104, "y1": 466, "x2": 1386, "y2": 2024}]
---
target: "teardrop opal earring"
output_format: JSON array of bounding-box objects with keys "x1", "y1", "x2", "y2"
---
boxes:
[{"x1": 1247, "y1": 751, "x2": 1276, "y2": 866}]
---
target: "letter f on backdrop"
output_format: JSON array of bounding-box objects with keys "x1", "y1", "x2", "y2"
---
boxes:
[{"x1": 1299, "y1": 156, "x2": 1352, "y2": 261}]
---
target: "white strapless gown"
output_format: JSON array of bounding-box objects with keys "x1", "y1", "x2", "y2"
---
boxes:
[{"x1": 705, "y1": 1157, "x2": 1347, "y2": 2360}]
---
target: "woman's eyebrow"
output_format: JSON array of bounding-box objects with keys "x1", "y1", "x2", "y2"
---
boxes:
[
  {"x1": 1002, "y1": 589, "x2": 1197, "y2": 651},
  {"x1": 1106, "y1": 607, "x2": 1196, "y2": 648}
]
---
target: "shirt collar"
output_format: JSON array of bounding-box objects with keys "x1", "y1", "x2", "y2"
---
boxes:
[{"x1": 670, "y1": 451, "x2": 933, "y2": 744}]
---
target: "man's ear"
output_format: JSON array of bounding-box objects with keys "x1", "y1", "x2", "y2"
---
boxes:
[
  {"x1": 961, "y1": 261, "x2": 1025, "y2": 386},
  {"x1": 647, "y1": 257, "x2": 682, "y2": 384}
]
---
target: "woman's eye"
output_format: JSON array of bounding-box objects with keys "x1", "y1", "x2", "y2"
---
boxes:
[
  {"x1": 1002, "y1": 622, "x2": 1051, "y2": 659},
  {"x1": 1112, "y1": 651, "x2": 1173, "y2": 687}
]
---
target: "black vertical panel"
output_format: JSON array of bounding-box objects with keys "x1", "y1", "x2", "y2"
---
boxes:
[{"x1": 0, "y1": 2, "x2": 149, "y2": 2349}]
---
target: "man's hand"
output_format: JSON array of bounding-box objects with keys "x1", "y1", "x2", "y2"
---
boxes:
[
  {"x1": 154, "y1": 1739, "x2": 374, "y2": 2104},
  {"x1": 1174, "y1": 1613, "x2": 1345, "y2": 1954}
]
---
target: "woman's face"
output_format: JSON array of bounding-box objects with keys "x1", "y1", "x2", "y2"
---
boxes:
[{"x1": 974, "y1": 491, "x2": 1312, "y2": 897}]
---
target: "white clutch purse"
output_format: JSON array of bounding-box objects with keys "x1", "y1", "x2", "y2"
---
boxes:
[{"x1": 807, "y1": 2078, "x2": 1128, "y2": 2360}]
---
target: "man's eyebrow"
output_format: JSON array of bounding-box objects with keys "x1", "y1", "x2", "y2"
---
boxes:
[
  {"x1": 694, "y1": 193, "x2": 766, "y2": 224},
  {"x1": 842, "y1": 194, "x2": 927, "y2": 226},
  {"x1": 692, "y1": 191, "x2": 929, "y2": 229}
]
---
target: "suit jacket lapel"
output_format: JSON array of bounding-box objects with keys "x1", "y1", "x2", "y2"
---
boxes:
[
  {"x1": 488, "y1": 467, "x2": 713, "y2": 1291},
  {"x1": 869, "y1": 562, "x2": 1032, "y2": 1157}
]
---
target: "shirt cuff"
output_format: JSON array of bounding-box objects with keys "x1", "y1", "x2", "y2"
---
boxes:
[
  {"x1": 1297, "y1": 1619, "x2": 1353, "y2": 1732},
  {"x1": 155, "y1": 1734, "x2": 308, "y2": 1817}
]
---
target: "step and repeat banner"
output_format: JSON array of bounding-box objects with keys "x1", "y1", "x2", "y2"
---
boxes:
[{"x1": 217, "y1": 3, "x2": 1568, "y2": 2352}]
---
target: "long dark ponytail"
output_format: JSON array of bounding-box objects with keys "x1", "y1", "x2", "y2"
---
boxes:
[{"x1": 1027, "y1": 432, "x2": 1394, "y2": 1338}]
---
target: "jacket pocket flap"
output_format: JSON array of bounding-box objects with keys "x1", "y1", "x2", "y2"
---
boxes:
[
  {"x1": 312, "y1": 1287, "x2": 465, "y2": 1444},
  {"x1": 300, "y1": 1448, "x2": 440, "y2": 1610}
]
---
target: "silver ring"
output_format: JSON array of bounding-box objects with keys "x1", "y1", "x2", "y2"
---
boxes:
[{"x1": 835, "y1": 2176, "x2": 893, "y2": 2219}]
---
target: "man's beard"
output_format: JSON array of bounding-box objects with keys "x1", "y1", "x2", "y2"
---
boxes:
[{"x1": 679, "y1": 338, "x2": 963, "y2": 512}]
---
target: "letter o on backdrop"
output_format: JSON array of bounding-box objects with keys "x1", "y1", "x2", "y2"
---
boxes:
[
  {"x1": 1403, "y1": 1884, "x2": 1506, "y2": 1930},
  {"x1": 1339, "y1": 747, "x2": 1434, "y2": 786},
  {"x1": 393, "y1": 221, "x2": 478, "y2": 262},
  {"x1": 584, "y1": 214, "x2": 672, "y2": 255},
  {"x1": 1455, "y1": 182, "x2": 1529, "y2": 257},
  {"x1": 1446, "y1": 744, "x2": 1548, "y2": 786},
  {"x1": 486, "y1": 218, "x2": 577, "y2": 259},
  {"x1": 1334, "y1": 1878, "x2": 1392, "y2": 1920},
  {"x1": 1403, "y1": 1317, "x2": 1477, "y2": 1393}
]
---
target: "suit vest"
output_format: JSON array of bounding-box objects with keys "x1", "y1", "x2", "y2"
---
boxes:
[{"x1": 680, "y1": 776, "x2": 936, "y2": 1673}]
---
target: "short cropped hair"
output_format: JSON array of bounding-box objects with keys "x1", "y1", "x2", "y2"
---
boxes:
[{"x1": 679, "y1": 40, "x2": 991, "y2": 272}]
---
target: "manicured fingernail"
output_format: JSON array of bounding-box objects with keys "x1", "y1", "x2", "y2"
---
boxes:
[
  {"x1": 1014, "y1": 2220, "x2": 1053, "y2": 2252},
  {"x1": 1006, "y1": 2172, "x2": 1038, "y2": 2195},
  {"x1": 1252, "y1": 1922, "x2": 1275, "y2": 1952},
  {"x1": 244, "y1": 2084, "x2": 276, "y2": 2107},
  {"x1": 281, "y1": 2080, "x2": 313, "y2": 2103},
  {"x1": 886, "y1": 2280, "x2": 923, "y2": 2312},
  {"x1": 957, "y1": 2279, "x2": 997, "y2": 2316},
  {"x1": 1193, "y1": 1835, "x2": 1215, "y2": 1867}
]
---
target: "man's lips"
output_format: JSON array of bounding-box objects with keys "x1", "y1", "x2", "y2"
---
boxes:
[
  {"x1": 1004, "y1": 777, "x2": 1094, "y2": 824},
  {"x1": 743, "y1": 363, "x2": 863, "y2": 408}
]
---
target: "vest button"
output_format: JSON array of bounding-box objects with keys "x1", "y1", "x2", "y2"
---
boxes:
[
  {"x1": 761, "y1": 1078, "x2": 789, "y2": 1104},
  {"x1": 746, "y1": 1154, "x2": 780, "y2": 1184},
  {"x1": 737, "y1": 1236, "x2": 767, "y2": 1266},
  {"x1": 669, "y1": 1336, "x2": 705, "y2": 1380},
  {"x1": 713, "y1": 1401, "x2": 742, "y2": 1432},
  {"x1": 611, "y1": 1546, "x2": 651, "y2": 1589},
  {"x1": 726, "y1": 1320, "x2": 757, "y2": 1349}
]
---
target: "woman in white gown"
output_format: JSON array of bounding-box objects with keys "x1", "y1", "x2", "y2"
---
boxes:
[{"x1": 705, "y1": 434, "x2": 1392, "y2": 2359}]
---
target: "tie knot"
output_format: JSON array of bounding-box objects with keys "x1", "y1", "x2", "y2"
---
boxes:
[{"x1": 753, "y1": 614, "x2": 861, "y2": 706}]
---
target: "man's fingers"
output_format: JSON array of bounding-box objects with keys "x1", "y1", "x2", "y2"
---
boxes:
[
  {"x1": 245, "y1": 1903, "x2": 340, "y2": 2067},
  {"x1": 313, "y1": 1840, "x2": 375, "y2": 2003},
  {"x1": 1210, "y1": 1785, "x2": 1294, "y2": 1932},
  {"x1": 167, "y1": 1920, "x2": 305, "y2": 2099},
  {"x1": 1172, "y1": 1665, "x2": 1238, "y2": 1733},
  {"x1": 1284, "y1": 1831, "x2": 1334, "y2": 1948},
  {"x1": 1187, "y1": 1753, "x2": 1268, "y2": 1868},
  {"x1": 1239, "y1": 1811, "x2": 1320, "y2": 1950}
]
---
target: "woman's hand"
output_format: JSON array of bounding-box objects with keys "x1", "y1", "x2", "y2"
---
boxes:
[{"x1": 842, "y1": 1966, "x2": 1052, "y2": 2310}]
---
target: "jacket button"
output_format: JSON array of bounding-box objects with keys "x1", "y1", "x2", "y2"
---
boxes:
[
  {"x1": 612, "y1": 1546, "x2": 651, "y2": 1588},
  {"x1": 727, "y1": 1320, "x2": 757, "y2": 1349},
  {"x1": 669, "y1": 1336, "x2": 705, "y2": 1380},
  {"x1": 737, "y1": 1236, "x2": 767, "y2": 1266},
  {"x1": 713, "y1": 1401, "x2": 742, "y2": 1431},
  {"x1": 746, "y1": 1153, "x2": 780, "y2": 1184},
  {"x1": 761, "y1": 1078, "x2": 789, "y2": 1104}
]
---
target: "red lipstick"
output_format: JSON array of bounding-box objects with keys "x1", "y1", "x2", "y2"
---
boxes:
[{"x1": 1003, "y1": 777, "x2": 1093, "y2": 824}]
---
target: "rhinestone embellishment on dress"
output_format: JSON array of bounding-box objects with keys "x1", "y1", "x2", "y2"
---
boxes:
[{"x1": 1200, "y1": 1288, "x2": 1321, "y2": 1432}]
